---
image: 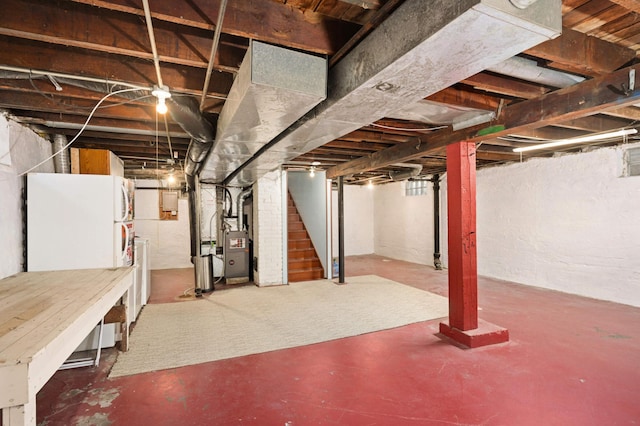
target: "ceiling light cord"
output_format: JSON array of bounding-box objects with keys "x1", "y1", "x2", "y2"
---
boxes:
[
  {"x1": 18, "y1": 87, "x2": 143, "y2": 176},
  {"x1": 200, "y1": 0, "x2": 229, "y2": 110}
]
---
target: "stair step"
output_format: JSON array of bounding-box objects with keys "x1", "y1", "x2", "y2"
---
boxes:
[
  {"x1": 289, "y1": 258, "x2": 322, "y2": 270},
  {"x1": 288, "y1": 267, "x2": 324, "y2": 282},
  {"x1": 288, "y1": 230, "x2": 308, "y2": 240},
  {"x1": 288, "y1": 221, "x2": 304, "y2": 231},
  {"x1": 289, "y1": 239, "x2": 313, "y2": 250},
  {"x1": 288, "y1": 248, "x2": 316, "y2": 259}
]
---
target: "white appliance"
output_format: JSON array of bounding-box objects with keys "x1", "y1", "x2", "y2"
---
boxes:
[
  {"x1": 133, "y1": 238, "x2": 150, "y2": 319},
  {"x1": 27, "y1": 173, "x2": 135, "y2": 349}
]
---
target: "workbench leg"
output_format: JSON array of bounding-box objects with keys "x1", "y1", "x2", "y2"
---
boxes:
[{"x1": 3, "y1": 400, "x2": 36, "y2": 426}]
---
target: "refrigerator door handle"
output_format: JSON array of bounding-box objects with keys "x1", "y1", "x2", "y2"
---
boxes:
[
  {"x1": 121, "y1": 223, "x2": 130, "y2": 260},
  {"x1": 119, "y1": 183, "x2": 130, "y2": 222}
]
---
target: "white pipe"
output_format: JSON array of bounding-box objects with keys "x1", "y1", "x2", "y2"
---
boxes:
[
  {"x1": 200, "y1": 0, "x2": 229, "y2": 110},
  {"x1": 141, "y1": 0, "x2": 164, "y2": 88},
  {"x1": 0, "y1": 65, "x2": 149, "y2": 90}
]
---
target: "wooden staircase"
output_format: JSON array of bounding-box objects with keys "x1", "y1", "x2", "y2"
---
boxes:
[{"x1": 288, "y1": 193, "x2": 324, "y2": 282}]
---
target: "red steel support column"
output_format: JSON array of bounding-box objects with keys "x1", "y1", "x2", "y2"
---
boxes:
[{"x1": 439, "y1": 141, "x2": 508, "y2": 348}]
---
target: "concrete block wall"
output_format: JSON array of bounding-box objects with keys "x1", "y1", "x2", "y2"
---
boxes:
[
  {"x1": 0, "y1": 114, "x2": 54, "y2": 279},
  {"x1": 134, "y1": 181, "x2": 192, "y2": 270},
  {"x1": 373, "y1": 180, "x2": 434, "y2": 265},
  {"x1": 466, "y1": 142, "x2": 640, "y2": 307},
  {"x1": 331, "y1": 184, "x2": 374, "y2": 257},
  {"x1": 253, "y1": 169, "x2": 284, "y2": 286}
]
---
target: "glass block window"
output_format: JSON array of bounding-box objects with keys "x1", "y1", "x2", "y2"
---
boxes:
[{"x1": 405, "y1": 180, "x2": 429, "y2": 196}]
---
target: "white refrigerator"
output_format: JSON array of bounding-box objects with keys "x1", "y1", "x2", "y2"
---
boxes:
[{"x1": 27, "y1": 173, "x2": 135, "y2": 349}]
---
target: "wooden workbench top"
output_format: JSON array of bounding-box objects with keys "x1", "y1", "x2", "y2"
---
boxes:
[{"x1": 0, "y1": 267, "x2": 133, "y2": 414}]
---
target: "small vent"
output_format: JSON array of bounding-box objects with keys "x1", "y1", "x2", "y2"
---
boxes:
[{"x1": 627, "y1": 147, "x2": 640, "y2": 177}]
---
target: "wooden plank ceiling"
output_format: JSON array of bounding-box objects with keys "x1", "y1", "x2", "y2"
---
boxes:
[{"x1": 0, "y1": 0, "x2": 639, "y2": 184}]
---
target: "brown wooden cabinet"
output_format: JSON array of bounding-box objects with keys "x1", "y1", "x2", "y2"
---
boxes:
[{"x1": 71, "y1": 148, "x2": 124, "y2": 176}]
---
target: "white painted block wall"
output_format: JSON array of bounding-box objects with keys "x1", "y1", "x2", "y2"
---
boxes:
[
  {"x1": 373, "y1": 180, "x2": 434, "y2": 265},
  {"x1": 134, "y1": 181, "x2": 192, "y2": 269},
  {"x1": 0, "y1": 114, "x2": 54, "y2": 279},
  {"x1": 472, "y1": 143, "x2": 640, "y2": 307},
  {"x1": 331, "y1": 184, "x2": 375, "y2": 257},
  {"x1": 253, "y1": 169, "x2": 284, "y2": 286}
]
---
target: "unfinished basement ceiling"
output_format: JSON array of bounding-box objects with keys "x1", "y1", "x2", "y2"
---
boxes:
[{"x1": 0, "y1": 0, "x2": 639, "y2": 185}]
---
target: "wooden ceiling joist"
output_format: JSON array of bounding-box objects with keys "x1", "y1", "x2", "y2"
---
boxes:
[{"x1": 326, "y1": 64, "x2": 640, "y2": 178}]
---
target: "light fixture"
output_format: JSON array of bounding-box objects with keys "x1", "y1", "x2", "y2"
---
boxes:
[
  {"x1": 309, "y1": 166, "x2": 315, "y2": 178},
  {"x1": 513, "y1": 128, "x2": 638, "y2": 153},
  {"x1": 167, "y1": 174, "x2": 176, "y2": 184},
  {"x1": 311, "y1": 161, "x2": 321, "y2": 166},
  {"x1": 152, "y1": 85, "x2": 171, "y2": 115},
  {"x1": 367, "y1": 179, "x2": 374, "y2": 189}
]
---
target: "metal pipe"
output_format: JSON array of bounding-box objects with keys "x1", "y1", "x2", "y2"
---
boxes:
[
  {"x1": 199, "y1": 0, "x2": 228, "y2": 110},
  {"x1": 338, "y1": 176, "x2": 345, "y2": 284},
  {"x1": 487, "y1": 56, "x2": 584, "y2": 89},
  {"x1": 0, "y1": 65, "x2": 148, "y2": 90},
  {"x1": 431, "y1": 174, "x2": 443, "y2": 270},
  {"x1": 193, "y1": 175, "x2": 203, "y2": 296},
  {"x1": 52, "y1": 134, "x2": 71, "y2": 174},
  {"x1": 141, "y1": 0, "x2": 164, "y2": 88},
  {"x1": 236, "y1": 187, "x2": 252, "y2": 231}
]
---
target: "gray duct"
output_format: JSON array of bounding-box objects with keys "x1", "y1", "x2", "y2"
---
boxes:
[
  {"x1": 215, "y1": 0, "x2": 562, "y2": 186},
  {"x1": 167, "y1": 96, "x2": 217, "y2": 186},
  {"x1": 52, "y1": 134, "x2": 71, "y2": 174},
  {"x1": 200, "y1": 40, "x2": 327, "y2": 183},
  {"x1": 389, "y1": 163, "x2": 423, "y2": 181},
  {"x1": 487, "y1": 56, "x2": 584, "y2": 88}
]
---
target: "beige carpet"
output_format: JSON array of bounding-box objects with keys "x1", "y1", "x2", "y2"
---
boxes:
[{"x1": 109, "y1": 275, "x2": 448, "y2": 378}]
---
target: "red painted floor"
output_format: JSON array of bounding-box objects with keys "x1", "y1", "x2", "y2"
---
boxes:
[{"x1": 33, "y1": 255, "x2": 640, "y2": 425}]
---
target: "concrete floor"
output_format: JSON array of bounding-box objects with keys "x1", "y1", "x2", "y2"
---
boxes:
[{"x1": 33, "y1": 255, "x2": 640, "y2": 425}]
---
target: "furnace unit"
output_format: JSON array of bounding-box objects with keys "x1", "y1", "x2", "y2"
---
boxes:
[{"x1": 224, "y1": 230, "x2": 249, "y2": 284}]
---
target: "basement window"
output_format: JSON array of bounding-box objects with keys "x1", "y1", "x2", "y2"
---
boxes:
[
  {"x1": 626, "y1": 147, "x2": 640, "y2": 177},
  {"x1": 405, "y1": 180, "x2": 428, "y2": 196}
]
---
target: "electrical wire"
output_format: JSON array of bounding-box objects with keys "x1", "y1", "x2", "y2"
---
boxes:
[
  {"x1": 163, "y1": 114, "x2": 175, "y2": 160},
  {"x1": 18, "y1": 87, "x2": 147, "y2": 176}
]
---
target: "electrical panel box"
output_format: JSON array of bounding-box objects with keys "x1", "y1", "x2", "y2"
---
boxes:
[
  {"x1": 224, "y1": 230, "x2": 249, "y2": 284},
  {"x1": 162, "y1": 191, "x2": 179, "y2": 212}
]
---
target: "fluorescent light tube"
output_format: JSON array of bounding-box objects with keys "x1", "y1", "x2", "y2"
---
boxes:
[{"x1": 513, "y1": 128, "x2": 637, "y2": 153}]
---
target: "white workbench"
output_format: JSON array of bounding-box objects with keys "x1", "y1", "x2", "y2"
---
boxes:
[{"x1": 0, "y1": 267, "x2": 133, "y2": 426}]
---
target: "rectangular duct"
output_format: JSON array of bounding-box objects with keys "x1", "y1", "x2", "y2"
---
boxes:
[
  {"x1": 217, "y1": 0, "x2": 561, "y2": 186},
  {"x1": 199, "y1": 41, "x2": 327, "y2": 183}
]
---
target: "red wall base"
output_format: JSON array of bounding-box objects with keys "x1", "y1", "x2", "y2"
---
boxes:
[{"x1": 439, "y1": 319, "x2": 509, "y2": 348}]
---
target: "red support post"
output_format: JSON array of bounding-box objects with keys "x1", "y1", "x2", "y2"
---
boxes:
[
  {"x1": 445, "y1": 141, "x2": 478, "y2": 331},
  {"x1": 439, "y1": 141, "x2": 509, "y2": 348}
]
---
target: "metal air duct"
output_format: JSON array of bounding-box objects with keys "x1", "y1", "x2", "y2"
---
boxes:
[
  {"x1": 52, "y1": 134, "x2": 70, "y2": 174},
  {"x1": 389, "y1": 163, "x2": 423, "y2": 181},
  {"x1": 487, "y1": 56, "x2": 585, "y2": 88},
  {"x1": 199, "y1": 41, "x2": 327, "y2": 183},
  {"x1": 218, "y1": 0, "x2": 561, "y2": 186}
]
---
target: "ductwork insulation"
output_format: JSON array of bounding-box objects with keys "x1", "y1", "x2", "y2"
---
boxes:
[{"x1": 215, "y1": 0, "x2": 561, "y2": 186}]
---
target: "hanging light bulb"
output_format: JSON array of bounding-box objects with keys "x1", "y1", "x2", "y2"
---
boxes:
[
  {"x1": 309, "y1": 166, "x2": 315, "y2": 178},
  {"x1": 152, "y1": 85, "x2": 171, "y2": 115},
  {"x1": 156, "y1": 97, "x2": 168, "y2": 114},
  {"x1": 167, "y1": 173, "x2": 176, "y2": 184},
  {"x1": 367, "y1": 179, "x2": 374, "y2": 189}
]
